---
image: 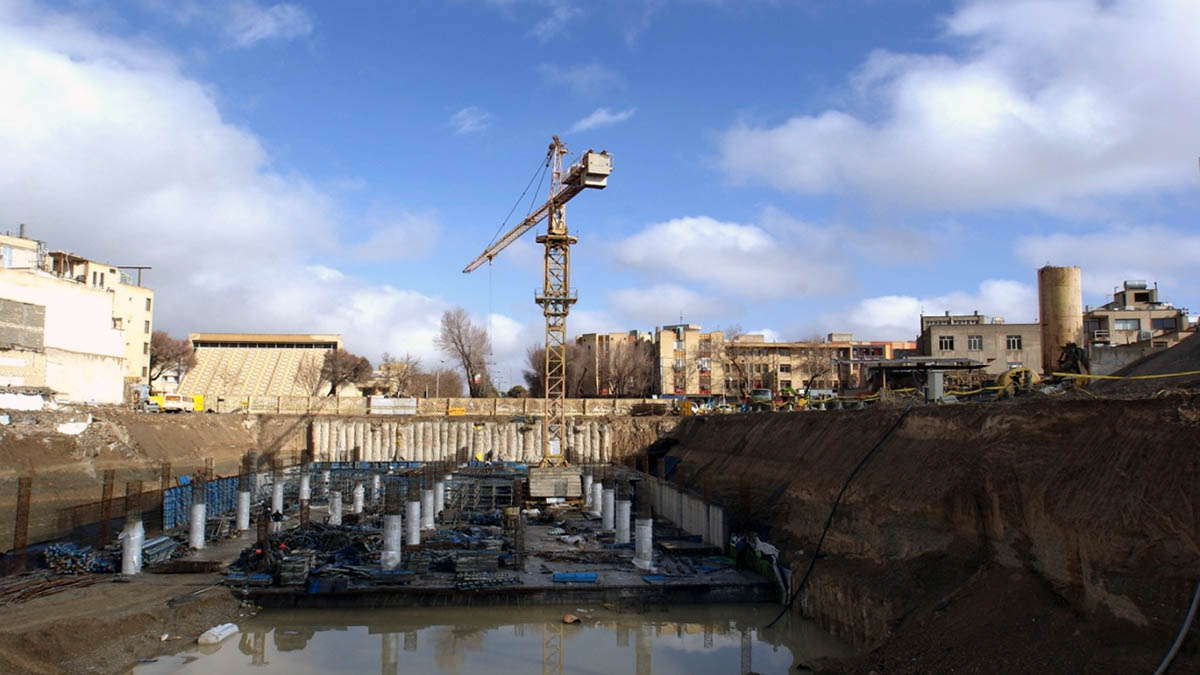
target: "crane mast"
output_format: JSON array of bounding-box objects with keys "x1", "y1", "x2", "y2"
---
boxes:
[{"x1": 463, "y1": 136, "x2": 611, "y2": 465}]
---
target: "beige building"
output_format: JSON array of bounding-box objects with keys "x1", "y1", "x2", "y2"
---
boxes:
[
  {"x1": 653, "y1": 324, "x2": 726, "y2": 398},
  {"x1": 917, "y1": 312, "x2": 1042, "y2": 377},
  {"x1": 574, "y1": 331, "x2": 655, "y2": 397},
  {"x1": 45, "y1": 251, "x2": 154, "y2": 383},
  {"x1": 1083, "y1": 280, "x2": 1190, "y2": 349},
  {"x1": 723, "y1": 333, "x2": 849, "y2": 396},
  {"x1": 179, "y1": 333, "x2": 350, "y2": 399}
]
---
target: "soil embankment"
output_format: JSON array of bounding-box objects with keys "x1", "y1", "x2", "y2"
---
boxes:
[{"x1": 657, "y1": 395, "x2": 1200, "y2": 672}]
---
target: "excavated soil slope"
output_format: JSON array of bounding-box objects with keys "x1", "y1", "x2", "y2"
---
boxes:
[{"x1": 659, "y1": 396, "x2": 1200, "y2": 673}]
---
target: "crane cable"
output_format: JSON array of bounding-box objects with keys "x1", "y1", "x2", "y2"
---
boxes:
[
  {"x1": 486, "y1": 149, "x2": 552, "y2": 249},
  {"x1": 764, "y1": 397, "x2": 917, "y2": 630}
]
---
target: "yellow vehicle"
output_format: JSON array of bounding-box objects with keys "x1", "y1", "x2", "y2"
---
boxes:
[{"x1": 151, "y1": 393, "x2": 201, "y2": 413}]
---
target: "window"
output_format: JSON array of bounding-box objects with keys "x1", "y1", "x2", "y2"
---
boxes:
[
  {"x1": 673, "y1": 358, "x2": 686, "y2": 371},
  {"x1": 698, "y1": 357, "x2": 711, "y2": 372},
  {"x1": 141, "y1": 367, "x2": 147, "y2": 378},
  {"x1": 144, "y1": 320, "x2": 150, "y2": 334},
  {"x1": 938, "y1": 335, "x2": 955, "y2": 351},
  {"x1": 1006, "y1": 335, "x2": 1022, "y2": 350},
  {"x1": 780, "y1": 380, "x2": 791, "y2": 390},
  {"x1": 673, "y1": 340, "x2": 685, "y2": 351},
  {"x1": 778, "y1": 348, "x2": 789, "y2": 357},
  {"x1": 967, "y1": 335, "x2": 983, "y2": 351},
  {"x1": 1114, "y1": 318, "x2": 1141, "y2": 331},
  {"x1": 779, "y1": 363, "x2": 791, "y2": 373},
  {"x1": 145, "y1": 298, "x2": 152, "y2": 311},
  {"x1": 99, "y1": 272, "x2": 104, "y2": 287},
  {"x1": 1151, "y1": 317, "x2": 1178, "y2": 331},
  {"x1": 143, "y1": 342, "x2": 149, "y2": 355}
]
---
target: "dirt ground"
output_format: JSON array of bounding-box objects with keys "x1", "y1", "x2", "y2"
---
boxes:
[{"x1": 0, "y1": 534, "x2": 254, "y2": 674}]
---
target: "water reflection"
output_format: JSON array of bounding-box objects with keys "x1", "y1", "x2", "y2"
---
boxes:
[{"x1": 135, "y1": 605, "x2": 852, "y2": 674}]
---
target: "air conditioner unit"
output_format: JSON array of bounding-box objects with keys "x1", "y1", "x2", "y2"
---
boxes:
[{"x1": 1138, "y1": 331, "x2": 1153, "y2": 342}]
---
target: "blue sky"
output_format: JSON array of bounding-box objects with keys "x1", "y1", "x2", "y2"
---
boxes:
[{"x1": 2, "y1": 0, "x2": 1198, "y2": 390}]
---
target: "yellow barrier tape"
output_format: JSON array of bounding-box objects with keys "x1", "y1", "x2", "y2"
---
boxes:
[{"x1": 1052, "y1": 370, "x2": 1200, "y2": 381}]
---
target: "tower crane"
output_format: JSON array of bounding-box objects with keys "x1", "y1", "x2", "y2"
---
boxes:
[{"x1": 463, "y1": 136, "x2": 612, "y2": 466}]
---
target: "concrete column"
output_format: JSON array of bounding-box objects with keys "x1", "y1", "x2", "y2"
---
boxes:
[
  {"x1": 299, "y1": 473, "x2": 311, "y2": 502},
  {"x1": 592, "y1": 424, "x2": 602, "y2": 463},
  {"x1": 381, "y1": 514, "x2": 402, "y2": 570},
  {"x1": 441, "y1": 421, "x2": 450, "y2": 461},
  {"x1": 329, "y1": 491, "x2": 343, "y2": 525},
  {"x1": 591, "y1": 482, "x2": 603, "y2": 517},
  {"x1": 421, "y1": 488, "x2": 435, "y2": 529},
  {"x1": 353, "y1": 482, "x2": 365, "y2": 514},
  {"x1": 381, "y1": 632, "x2": 400, "y2": 675},
  {"x1": 338, "y1": 422, "x2": 348, "y2": 461},
  {"x1": 236, "y1": 490, "x2": 251, "y2": 532},
  {"x1": 431, "y1": 420, "x2": 441, "y2": 460},
  {"x1": 602, "y1": 487, "x2": 615, "y2": 531},
  {"x1": 406, "y1": 499, "x2": 421, "y2": 545},
  {"x1": 322, "y1": 470, "x2": 331, "y2": 498},
  {"x1": 634, "y1": 518, "x2": 654, "y2": 570},
  {"x1": 601, "y1": 425, "x2": 611, "y2": 463},
  {"x1": 423, "y1": 423, "x2": 434, "y2": 462},
  {"x1": 582, "y1": 474, "x2": 593, "y2": 508},
  {"x1": 615, "y1": 499, "x2": 631, "y2": 544},
  {"x1": 355, "y1": 423, "x2": 366, "y2": 461},
  {"x1": 189, "y1": 502, "x2": 206, "y2": 550},
  {"x1": 371, "y1": 474, "x2": 381, "y2": 504},
  {"x1": 271, "y1": 480, "x2": 284, "y2": 533},
  {"x1": 407, "y1": 424, "x2": 416, "y2": 460},
  {"x1": 121, "y1": 515, "x2": 144, "y2": 575},
  {"x1": 582, "y1": 423, "x2": 592, "y2": 462},
  {"x1": 434, "y1": 479, "x2": 445, "y2": 516},
  {"x1": 385, "y1": 422, "x2": 396, "y2": 460},
  {"x1": 398, "y1": 423, "x2": 409, "y2": 460}
]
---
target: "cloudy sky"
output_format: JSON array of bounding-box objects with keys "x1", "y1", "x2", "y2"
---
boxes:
[{"x1": 2, "y1": 0, "x2": 1198, "y2": 390}]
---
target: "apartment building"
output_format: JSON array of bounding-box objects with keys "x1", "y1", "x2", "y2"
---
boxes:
[
  {"x1": 917, "y1": 311, "x2": 1042, "y2": 377},
  {"x1": 825, "y1": 333, "x2": 918, "y2": 388},
  {"x1": 574, "y1": 330, "x2": 655, "y2": 397},
  {"x1": 653, "y1": 324, "x2": 726, "y2": 398},
  {"x1": 1083, "y1": 281, "x2": 1190, "y2": 349},
  {"x1": 723, "y1": 333, "x2": 848, "y2": 396},
  {"x1": 45, "y1": 251, "x2": 153, "y2": 383}
]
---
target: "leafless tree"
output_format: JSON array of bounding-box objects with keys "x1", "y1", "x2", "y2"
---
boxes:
[
  {"x1": 791, "y1": 335, "x2": 834, "y2": 396},
  {"x1": 149, "y1": 331, "x2": 197, "y2": 384},
  {"x1": 523, "y1": 345, "x2": 545, "y2": 397},
  {"x1": 294, "y1": 357, "x2": 325, "y2": 395},
  {"x1": 436, "y1": 308, "x2": 490, "y2": 397},
  {"x1": 320, "y1": 349, "x2": 372, "y2": 396},
  {"x1": 411, "y1": 367, "x2": 464, "y2": 398},
  {"x1": 598, "y1": 340, "x2": 656, "y2": 397},
  {"x1": 379, "y1": 352, "x2": 422, "y2": 396},
  {"x1": 719, "y1": 325, "x2": 751, "y2": 398}
]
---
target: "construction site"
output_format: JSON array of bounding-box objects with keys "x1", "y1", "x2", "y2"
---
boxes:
[{"x1": 0, "y1": 134, "x2": 1197, "y2": 675}]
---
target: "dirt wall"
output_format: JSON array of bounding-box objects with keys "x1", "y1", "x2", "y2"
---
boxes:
[{"x1": 658, "y1": 396, "x2": 1200, "y2": 659}]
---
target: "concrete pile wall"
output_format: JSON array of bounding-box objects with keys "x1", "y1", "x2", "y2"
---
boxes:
[
  {"x1": 648, "y1": 479, "x2": 727, "y2": 547},
  {"x1": 310, "y1": 418, "x2": 620, "y2": 464}
]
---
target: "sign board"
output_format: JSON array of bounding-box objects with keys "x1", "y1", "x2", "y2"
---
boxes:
[
  {"x1": 448, "y1": 407, "x2": 466, "y2": 416},
  {"x1": 368, "y1": 396, "x2": 417, "y2": 415}
]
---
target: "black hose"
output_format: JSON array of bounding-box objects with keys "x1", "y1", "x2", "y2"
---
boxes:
[
  {"x1": 1154, "y1": 578, "x2": 1200, "y2": 675},
  {"x1": 764, "y1": 398, "x2": 917, "y2": 629}
]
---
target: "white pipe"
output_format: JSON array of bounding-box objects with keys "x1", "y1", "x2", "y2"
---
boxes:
[
  {"x1": 421, "y1": 489, "x2": 435, "y2": 529},
  {"x1": 188, "y1": 502, "x2": 206, "y2": 549},
  {"x1": 299, "y1": 473, "x2": 311, "y2": 502},
  {"x1": 371, "y1": 474, "x2": 381, "y2": 504},
  {"x1": 602, "y1": 488, "x2": 615, "y2": 531},
  {"x1": 406, "y1": 500, "x2": 421, "y2": 545},
  {"x1": 615, "y1": 500, "x2": 631, "y2": 544},
  {"x1": 329, "y1": 491, "x2": 343, "y2": 525},
  {"x1": 236, "y1": 491, "x2": 251, "y2": 532},
  {"x1": 381, "y1": 514, "x2": 403, "y2": 570},
  {"x1": 634, "y1": 518, "x2": 654, "y2": 570},
  {"x1": 121, "y1": 516, "x2": 144, "y2": 575},
  {"x1": 582, "y1": 474, "x2": 593, "y2": 508},
  {"x1": 271, "y1": 481, "x2": 285, "y2": 533},
  {"x1": 434, "y1": 480, "x2": 445, "y2": 516},
  {"x1": 322, "y1": 470, "x2": 331, "y2": 497},
  {"x1": 353, "y1": 482, "x2": 365, "y2": 514},
  {"x1": 591, "y1": 482, "x2": 603, "y2": 517}
]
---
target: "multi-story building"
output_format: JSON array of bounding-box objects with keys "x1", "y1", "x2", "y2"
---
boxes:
[
  {"x1": 1083, "y1": 280, "x2": 1189, "y2": 349},
  {"x1": 45, "y1": 251, "x2": 153, "y2": 383},
  {"x1": 0, "y1": 232, "x2": 129, "y2": 403},
  {"x1": 825, "y1": 333, "x2": 918, "y2": 388},
  {"x1": 178, "y1": 333, "x2": 346, "y2": 398},
  {"x1": 917, "y1": 311, "x2": 1042, "y2": 377},
  {"x1": 574, "y1": 331, "x2": 655, "y2": 397},
  {"x1": 653, "y1": 324, "x2": 726, "y2": 399},
  {"x1": 723, "y1": 333, "x2": 849, "y2": 396}
]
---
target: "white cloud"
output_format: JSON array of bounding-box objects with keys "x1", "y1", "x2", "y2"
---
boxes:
[
  {"x1": 224, "y1": 2, "x2": 313, "y2": 48},
  {"x1": 346, "y1": 210, "x2": 441, "y2": 262},
  {"x1": 538, "y1": 62, "x2": 624, "y2": 98},
  {"x1": 718, "y1": 0, "x2": 1200, "y2": 212},
  {"x1": 568, "y1": 107, "x2": 636, "y2": 133},
  {"x1": 612, "y1": 215, "x2": 852, "y2": 299},
  {"x1": 1015, "y1": 225, "x2": 1200, "y2": 300},
  {"x1": 0, "y1": 3, "x2": 451, "y2": 365},
  {"x1": 527, "y1": 0, "x2": 579, "y2": 42},
  {"x1": 449, "y1": 106, "x2": 494, "y2": 135},
  {"x1": 827, "y1": 279, "x2": 1037, "y2": 341},
  {"x1": 608, "y1": 284, "x2": 720, "y2": 326}
]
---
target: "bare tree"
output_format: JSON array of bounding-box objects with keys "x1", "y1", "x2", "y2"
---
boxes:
[
  {"x1": 149, "y1": 331, "x2": 197, "y2": 384},
  {"x1": 719, "y1": 325, "x2": 751, "y2": 398},
  {"x1": 436, "y1": 308, "x2": 490, "y2": 398},
  {"x1": 598, "y1": 340, "x2": 655, "y2": 397},
  {"x1": 792, "y1": 336, "x2": 834, "y2": 397},
  {"x1": 411, "y1": 367, "x2": 464, "y2": 398},
  {"x1": 294, "y1": 357, "x2": 325, "y2": 396},
  {"x1": 379, "y1": 352, "x2": 421, "y2": 396},
  {"x1": 523, "y1": 345, "x2": 545, "y2": 397},
  {"x1": 320, "y1": 349, "x2": 372, "y2": 396}
]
